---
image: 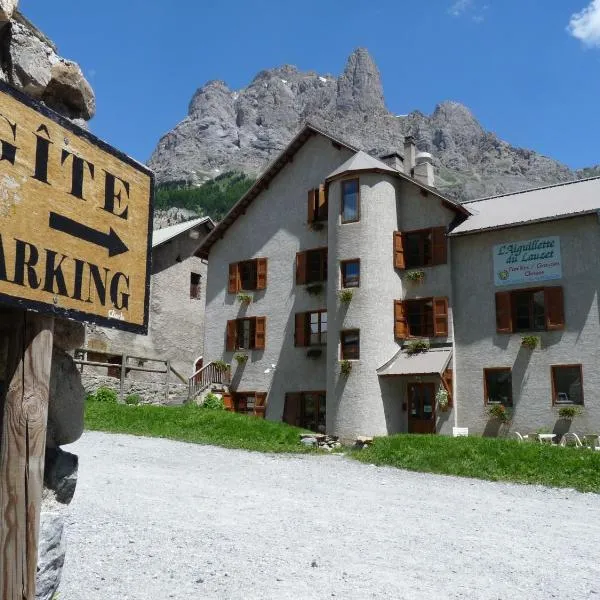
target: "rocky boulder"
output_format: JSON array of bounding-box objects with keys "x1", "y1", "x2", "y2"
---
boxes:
[{"x1": 0, "y1": 0, "x2": 18, "y2": 23}]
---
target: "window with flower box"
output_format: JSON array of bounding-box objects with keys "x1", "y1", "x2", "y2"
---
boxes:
[
  {"x1": 484, "y1": 368, "x2": 513, "y2": 407},
  {"x1": 296, "y1": 248, "x2": 328, "y2": 284},
  {"x1": 228, "y1": 258, "x2": 267, "y2": 293},
  {"x1": 295, "y1": 310, "x2": 327, "y2": 346},
  {"x1": 495, "y1": 286, "x2": 564, "y2": 333},
  {"x1": 394, "y1": 227, "x2": 447, "y2": 269},
  {"x1": 226, "y1": 317, "x2": 266, "y2": 351}
]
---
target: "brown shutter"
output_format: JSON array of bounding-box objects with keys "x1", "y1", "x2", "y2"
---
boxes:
[
  {"x1": 254, "y1": 316, "x2": 266, "y2": 350},
  {"x1": 495, "y1": 291, "x2": 513, "y2": 333},
  {"x1": 307, "y1": 189, "x2": 316, "y2": 223},
  {"x1": 226, "y1": 320, "x2": 237, "y2": 351},
  {"x1": 545, "y1": 287, "x2": 565, "y2": 330},
  {"x1": 296, "y1": 251, "x2": 306, "y2": 285},
  {"x1": 318, "y1": 184, "x2": 327, "y2": 219},
  {"x1": 254, "y1": 392, "x2": 267, "y2": 418},
  {"x1": 394, "y1": 300, "x2": 408, "y2": 339},
  {"x1": 295, "y1": 312, "x2": 307, "y2": 347},
  {"x1": 433, "y1": 297, "x2": 449, "y2": 337},
  {"x1": 394, "y1": 232, "x2": 406, "y2": 270},
  {"x1": 431, "y1": 227, "x2": 447, "y2": 265},
  {"x1": 228, "y1": 263, "x2": 239, "y2": 293},
  {"x1": 283, "y1": 393, "x2": 302, "y2": 427},
  {"x1": 442, "y1": 368, "x2": 453, "y2": 407},
  {"x1": 222, "y1": 393, "x2": 234, "y2": 412},
  {"x1": 256, "y1": 258, "x2": 268, "y2": 290}
]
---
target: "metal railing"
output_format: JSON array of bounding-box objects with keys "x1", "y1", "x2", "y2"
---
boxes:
[
  {"x1": 73, "y1": 348, "x2": 188, "y2": 402},
  {"x1": 188, "y1": 361, "x2": 231, "y2": 400}
]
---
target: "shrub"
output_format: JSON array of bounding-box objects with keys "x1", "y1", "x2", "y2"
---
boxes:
[
  {"x1": 92, "y1": 387, "x2": 118, "y2": 404},
  {"x1": 340, "y1": 359, "x2": 352, "y2": 376},
  {"x1": 234, "y1": 353, "x2": 249, "y2": 364},
  {"x1": 558, "y1": 406, "x2": 582, "y2": 420},
  {"x1": 213, "y1": 360, "x2": 229, "y2": 372},
  {"x1": 125, "y1": 394, "x2": 141, "y2": 406},
  {"x1": 237, "y1": 292, "x2": 252, "y2": 304},
  {"x1": 405, "y1": 339, "x2": 430, "y2": 355},
  {"x1": 488, "y1": 404, "x2": 511, "y2": 423},
  {"x1": 405, "y1": 270, "x2": 425, "y2": 282},
  {"x1": 521, "y1": 335, "x2": 539, "y2": 350},
  {"x1": 306, "y1": 283, "x2": 324, "y2": 296},
  {"x1": 436, "y1": 387, "x2": 449, "y2": 411},
  {"x1": 338, "y1": 289, "x2": 354, "y2": 303},
  {"x1": 202, "y1": 393, "x2": 225, "y2": 410}
]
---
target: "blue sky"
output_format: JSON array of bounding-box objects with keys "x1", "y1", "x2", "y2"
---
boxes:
[{"x1": 19, "y1": 0, "x2": 600, "y2": 169}]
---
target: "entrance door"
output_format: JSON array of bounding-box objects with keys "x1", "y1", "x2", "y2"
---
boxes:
[{"x1": 407, "y1": 382, "x2": 436, "y2": 434}]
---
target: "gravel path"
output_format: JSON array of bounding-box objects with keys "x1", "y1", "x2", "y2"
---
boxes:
[{"x1": 59, "y1": 432, "x2": 600, "y2": 600}]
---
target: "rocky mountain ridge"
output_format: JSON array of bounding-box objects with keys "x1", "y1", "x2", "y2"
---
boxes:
[{"x1": 149, "y1": 48, "x2": 584, "y2": 202}]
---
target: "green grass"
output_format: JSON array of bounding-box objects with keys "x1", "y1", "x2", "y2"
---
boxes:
[
  {"x1": 353, "y1": 435, "x2": 600, "y2": 494},
  {"x1": 84, "y1": 400, "x2": 312, "y2": 453}
]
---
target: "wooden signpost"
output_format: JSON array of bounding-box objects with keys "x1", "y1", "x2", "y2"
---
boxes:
[{"x1": 0, "y1": 81, "x2": 153, "y2": 599}]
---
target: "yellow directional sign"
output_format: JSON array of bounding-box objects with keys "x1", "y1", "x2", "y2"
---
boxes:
[{"x1": 0, "y1": 82, "x2": 153, "y2": 333}]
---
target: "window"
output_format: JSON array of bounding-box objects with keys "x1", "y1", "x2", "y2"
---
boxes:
[
  {"x1": 341, "y1": 179, "x2": 359, "y2": 223},
  {"x1": 340, "y1": 329, "x2": 360, "y2": 360},
  {"x1": 495, "y1": 287, "x2": 564, "y2": 333},
  {"x1": 229, "y1": 392, "x2": 267, "y2": 418},
  {"x1": 552, "y1": 365, "x2": 583, "y2": 405},
  {"x1": 393, "y1": 227, "x2": 447, "y2": 269},
  {"x1": 484, "y1": 368, "x2": 513, "y2": 406},
  {"x1": 190, "y1": 272, "x2": 201, "y2": 299},
  {"x1": 283, "y1": 392, "x2": 326, "y2": 433},
  {"x1": 341, "y1": 259, "x2": 360, "y2": 288},
  {"x1": 307, "y1": 185, "x2": 328, "y2": 223},
  {"x1": 226, "y1": 317, "x2": 266, "y2": 351},
  {"x1": 228, "y1": 258, "x2": 267, "y2": 293},
  {"x1": 295, "y1": 311, "x2": 327, "y2": 346},
  {"x1": 296, "y1": 248, "x2": 327, "y2": 284},
  {"x1": 394, "y1": 297, "x2": 448, "y2": 339}
]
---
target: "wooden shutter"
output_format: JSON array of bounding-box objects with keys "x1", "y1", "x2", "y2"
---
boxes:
[
  {"x1": 228, "y1": 263, "x2": 239, "y2": 293},
  {"x1": 295, "y1": 312, "x2": 307, "y2": 347},
  {"x1": 318, "y1": 184, "x2": 327, "y2": 219},
  {"x1": 222, "y1": 393, "x2": 234, "y2": 412},
  {"x1": 283, "y1": 393, "x2": 302, "y2": 427},
  {"x1": 296, "y1": 251, "x2": 306, "y2": 285},
  {"x1": 256, "y1": 258, "x2": 268, "y2": 290},
  {"x1": 394, "y1": 232, "x2": 406, "y2": 270},
  {"x1": 254, "y1": 316, "x2": 266, "y2": 350},
  {"x1": 433, "y1": 297, "x2": 449, "y2": 337},
  {"x1": 307, "y1": 189, "x2": 316, "y2": 223},
  {"x1": 495, "y1": 291, "x2": 513, "y2": 333},
  {"x1": 394, "y1": 300, "x2": 408, "y2": 339},
  {"x1": 226, "y1": 320, "x2": 237, "y2": 351},
  {"x1": 545, "y1": 286, "x2": 565, "y2": 330},
  {"x1": 254, "y1": 392, "x2": 267, "y2": 419},
  {"x1": 431, "y1": 227, "x2": 447, "y2": 265},
  {"x1": 442, "y1": 368, "x2": 453, "y2": 407}
]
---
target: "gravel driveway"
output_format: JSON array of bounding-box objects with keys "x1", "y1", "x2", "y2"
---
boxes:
[{"x1": 59, "y1": 432, "x2": 600, "y2": 600}]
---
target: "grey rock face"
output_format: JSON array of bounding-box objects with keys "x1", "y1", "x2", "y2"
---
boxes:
[
  {"x1": 36, "y1": 448, "x2": 78, "y2": 600},
  {"x1": 149, "y1": 48, "x2": 575, "y2": 200},
  {"x1": 0, "y1": 0, "x2": 18, "y2": 23}
]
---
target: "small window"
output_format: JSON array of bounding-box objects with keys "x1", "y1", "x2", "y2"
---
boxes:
[
  {"x1": 552, "y1": 365, "x2": 583, "y2": 405},
  {"x1": 228, "y1": 259, "x2": 267, "y2": 293},
  {"x1": 308, "y1": 186, "x2": 328, "y2": 223},
  {"x1": 405, "y1": 230, "x2": 433, "y2": 268},
  {"x1": 495, "y1": 287, "x2": 564, "y2": 334},
  {"x1": 341, "y1": 179, "x2": 359, "y2": 223},
  {"x1": 309, "y1": 311, "x2": 327, "y2": 346},
  {"x1": 341, "y1": 329, "x2": 360, "y2": 360},
  {"x1": 236, "y1": 318, "x2": 255, "y2": 350},
  {"x1": 190, "y1": 272, "x2": 201, "y2": 299},
  {"x1": 306, "y1": 249, "x2": 328, "y2": 283},
  {"x1": 341, "y1": 259, "x2": 360, "y2": 288},
  {"x1": 239, "y1": 260, "x2": 258, "y2": 291},
  {"x1": 406, "y1": 299, "x2": 434, "y2": 338},
  {"x1": 513, "y1": 289, "x2": 546, "y2": 332},
  {"x1": 484, "y1": 368, "x2": 513, "y2": 407}
]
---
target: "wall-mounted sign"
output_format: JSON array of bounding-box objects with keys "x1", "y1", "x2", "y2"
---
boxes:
[
  {"x1": 493, "y1": 236, "x2": 561, "y2": 287},
  {"x1": 0, "y1": 81, "x2": 153, "y2": 333}
]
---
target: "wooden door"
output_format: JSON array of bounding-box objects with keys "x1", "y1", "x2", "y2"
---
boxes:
[{"x1": 407, "y1": 382, "x2": 436, "y2": 434}]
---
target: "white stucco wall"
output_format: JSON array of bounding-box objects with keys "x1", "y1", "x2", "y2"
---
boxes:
[
  {"x1": 452, "y1": 214, "x2": 600, "y2": 435},
  {"x1": 203, "y1": 133, "x2": 355, "y2": 421}
]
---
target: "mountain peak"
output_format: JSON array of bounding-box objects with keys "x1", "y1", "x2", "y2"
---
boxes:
[{"x1": 337, "y1": 48, "x2": 385, "y2": 113}]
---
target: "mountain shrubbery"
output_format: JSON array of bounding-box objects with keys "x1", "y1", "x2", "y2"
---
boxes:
[{"x1": 155, "y1": 171, "x2": 255, "y2": 221}]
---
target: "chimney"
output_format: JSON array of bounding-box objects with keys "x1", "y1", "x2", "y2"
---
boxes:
[
  {"x1": 403, "y1": 136, "x2": 416, "y2": 174},
  {"x1": 414, "y1": 152, "x2": 435, "y2": 188},
  {"x1": 379, "y1": 151, "x2": 404, "y2": 173}
]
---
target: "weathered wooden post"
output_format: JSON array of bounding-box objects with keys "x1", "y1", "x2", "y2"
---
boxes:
[
  {"x1": 120, "y1": 353, "x2": 128, "y2": 401},
  {"x1": 0, "y1": 80, "x2": 153, "y2": 598}
]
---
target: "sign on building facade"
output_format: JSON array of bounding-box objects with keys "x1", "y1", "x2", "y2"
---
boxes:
[
  {"x1": 0, "y1": 82, "x2": 153, "y2": 333},
  {"x1": 493, "y1": 236, "x2": 562, "y2": 287}
]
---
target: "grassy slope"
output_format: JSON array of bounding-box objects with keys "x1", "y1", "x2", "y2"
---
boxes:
[
  {"x1": 85, "y1": 402, "x2": 600, "y2": 493},
  {"x1": 353, "y1": 435, "x2": 600, "y2": 493}
]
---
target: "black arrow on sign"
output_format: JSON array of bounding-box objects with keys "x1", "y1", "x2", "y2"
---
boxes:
[{"x1": 49, "y1": 212, "x2": 129, "y2": 257}]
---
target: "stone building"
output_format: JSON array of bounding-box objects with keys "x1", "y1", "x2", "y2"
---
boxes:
[
  {"x1": 85, "y1": 216, "x2": 214, "y2": 382},
  {"x1": 197, "y1": 123, "x2": 600, "y2": 439}
]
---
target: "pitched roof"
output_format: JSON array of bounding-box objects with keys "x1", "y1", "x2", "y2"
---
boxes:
[
  {"x1": 195, "y1": 123, "x2": 358, "y2": 258},
  {"x1": 450, "y1": 176, "x2": 600, "y2": 236},
  {"x1": 377, "y1": 347, "x2": 452, "y2": 377},
  {"x1": 152, "y1": 216, "x2": 214, "y2": 248},
  {"x1": 326, "y1": 150, "x2": 397, "y2": 179}
]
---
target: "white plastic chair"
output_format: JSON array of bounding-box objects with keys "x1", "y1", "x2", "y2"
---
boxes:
[{"x1": 559, "y1": 432, "x2": 583, "y2": 448}]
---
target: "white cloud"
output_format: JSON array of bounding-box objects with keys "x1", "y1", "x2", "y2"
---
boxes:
[
  {"x1": 449, "y1": 0, "x2": 472, "y2": 16},
  {"x1": 568, "y1": 0, "x2": 600, "y2": 47}
]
